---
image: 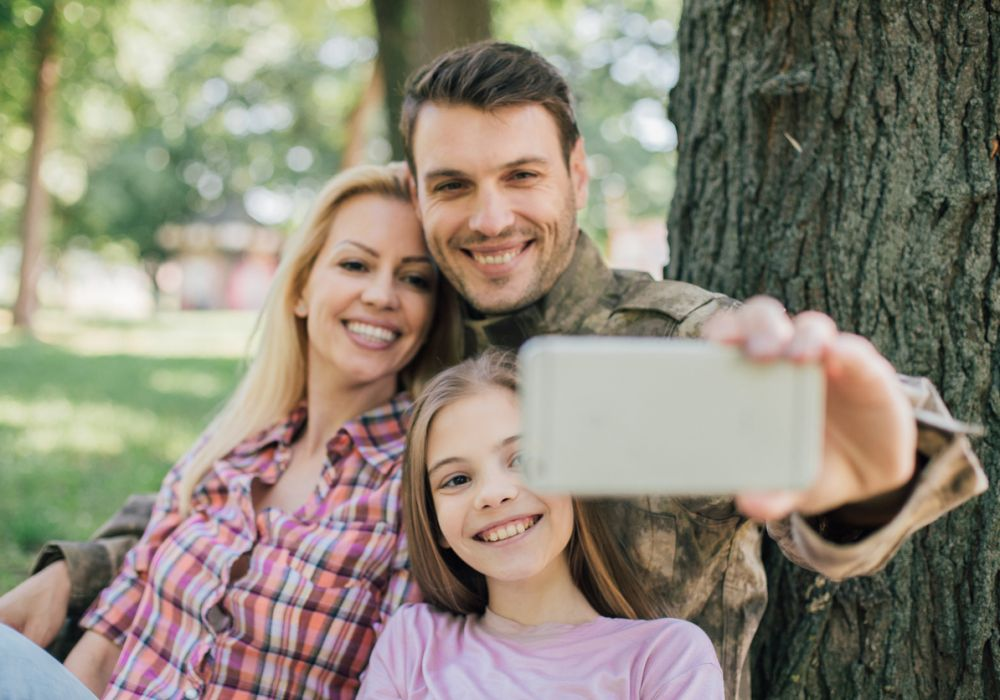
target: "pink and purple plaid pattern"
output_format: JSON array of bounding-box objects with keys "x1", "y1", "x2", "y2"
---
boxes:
[{"x1": 81, "y1": 394, "x2": 419, "y2": 699}]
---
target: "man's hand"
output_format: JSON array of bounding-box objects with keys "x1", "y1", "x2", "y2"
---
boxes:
[
  {"x1": 0, "y1": 560, "x2": 72, "y2": 648},
  {"x1": 702, "y1": 296, "x2": 917, "y2": 522},
  {"x1": 65, "y1": 630, "x2": 122, "y2": 695}
]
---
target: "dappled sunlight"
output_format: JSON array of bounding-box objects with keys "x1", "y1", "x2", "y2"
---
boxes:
[
  {"x1": 0, "y1": 397, "x2": 169, "y2": 459},
  {"x1": 148, "y1": 368, "x2": 229, "y2": 398},
  {"x1": 30, "y1": 309, "x2": 257, "y2": 358}
]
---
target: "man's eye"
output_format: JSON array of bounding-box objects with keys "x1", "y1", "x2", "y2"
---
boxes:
[
  {"x1": 433, "y1": 181, "x2": 465, "y2": 193},
  {"x1": 339, "y1": 260, "x2": 367, "y2": 272},
  {"x1": 442, "y1": 474, "x2": 470, "y2": 488},
  {"x1": 510, "y1": 171, "x2": 537, "y2": 182}
]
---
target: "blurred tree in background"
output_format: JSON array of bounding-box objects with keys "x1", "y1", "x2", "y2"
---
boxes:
[{"x1": 1, "y1": 0, "x2": 684, "y2": 328}]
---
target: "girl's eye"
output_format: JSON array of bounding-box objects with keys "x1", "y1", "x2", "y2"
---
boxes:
[
  {"x1": 339, "y1": 260, "x2": 367, "y2": 272},
  {"x1": 509, "y1": 452, "x2": 523, "y2": 470},
  {"x1": 441, "y1": 474, "x2": 470, "y2": 488}
]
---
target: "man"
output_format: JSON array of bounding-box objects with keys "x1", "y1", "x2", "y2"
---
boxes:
[{"x1": 0, "y1": 42, "x2": 986, "y2": 699}]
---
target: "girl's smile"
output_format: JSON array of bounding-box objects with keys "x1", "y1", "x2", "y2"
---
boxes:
[{"x1": 426, "y1": 386, "x2": 575, "y2": 588}]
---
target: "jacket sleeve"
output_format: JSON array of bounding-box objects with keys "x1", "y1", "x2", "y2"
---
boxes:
[
  {"x1": 30, "y1": 493, "x2": 157, "y2": 618},
  {"x1": 767, "y1": 375, "x2": 987, "y2": 580}
]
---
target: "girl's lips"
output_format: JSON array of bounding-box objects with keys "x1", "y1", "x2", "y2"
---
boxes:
[{"x1": 474, "y1": 514, "x2": 542, "y2": 543}]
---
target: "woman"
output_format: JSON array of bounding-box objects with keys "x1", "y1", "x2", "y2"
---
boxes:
[
  {"x1": 358, "y1": 351, "x2": 723, "y2": 699},
  {"x1": 0, "y1": 162, "x2": 459, "y2": 699}
]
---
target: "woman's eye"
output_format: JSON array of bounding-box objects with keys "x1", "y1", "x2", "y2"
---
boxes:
[
  {"x1": 441, "y1": 474, "x2": 470, "y2": 488},
  {"x1": 509, "y1": 453, "x2": 523, "y2": 470},
  {"x1": 339, "y1": 260, "x2": 367, "y2": 272},
  {"x1": 402, "y1": 273, "x2": 432, "y2": 290}
]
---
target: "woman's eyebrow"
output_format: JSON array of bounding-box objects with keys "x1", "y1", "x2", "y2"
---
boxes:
[{"x1": 332, "y1": 240, "x2": 432, "y2": 265}]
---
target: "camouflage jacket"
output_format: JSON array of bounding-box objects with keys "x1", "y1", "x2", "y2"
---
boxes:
[{"x1": 38, "y1": 234, "x2": 986, "y2": 699}]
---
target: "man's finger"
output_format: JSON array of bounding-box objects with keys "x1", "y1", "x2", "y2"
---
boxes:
[
  {"x1": 739, "y1": 296, "x2": 794, "y2": 359},
  {"x1": 786, "y1": 311, "x2": 838, "y2": 362},
  {"x1": 735, "y1": 490, "x2": 801, "y2": 521}
]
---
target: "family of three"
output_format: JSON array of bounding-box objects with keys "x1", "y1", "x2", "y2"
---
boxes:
[{"x1": 0, "y1": 41, "x2": 985, "y2": 699}]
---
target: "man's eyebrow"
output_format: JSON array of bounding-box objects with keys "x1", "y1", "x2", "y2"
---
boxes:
[
  {"x1": 422, "y1": 157, "x2": 550, "y2": 183},
  {"x1": 332, "y1": 240, "x2": 432, "y2": 265}
]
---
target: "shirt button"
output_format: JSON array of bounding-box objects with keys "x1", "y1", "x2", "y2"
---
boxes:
[{"x1": 183, "y1": 689, "x2": 199, "y2": 700}]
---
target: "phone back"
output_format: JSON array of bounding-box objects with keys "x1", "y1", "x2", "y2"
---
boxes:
[{"x1": 519, "y1": 336, "x2": 824, "y2": 495}]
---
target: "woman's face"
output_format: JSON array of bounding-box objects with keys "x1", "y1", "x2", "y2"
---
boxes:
[
  {"x1": 297, "y1": 193, "x2": 436, "y2": 394},
  {"x1": 426, "y1": 386, "x2": 575, "y2": 588}
]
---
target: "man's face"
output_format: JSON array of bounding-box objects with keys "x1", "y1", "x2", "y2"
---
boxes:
[{"x1": 410, "y1": 103, "x2": 589, "y2": 314}]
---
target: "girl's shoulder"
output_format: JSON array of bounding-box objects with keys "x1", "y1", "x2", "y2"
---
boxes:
[
  {"x1": 383, "y1": 602, "x2": 467, "y2": 636},
  {"x1": 597, "y1": 616, "x2": 718, "y2": 662}
]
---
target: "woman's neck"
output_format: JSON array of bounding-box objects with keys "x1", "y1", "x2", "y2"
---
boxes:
[
  {"x1": 298, "y1": 369, "x2": 397, "y2": 457},
  {"x1": 486, "y1": 555, "x2": 598, "y2": 626}
]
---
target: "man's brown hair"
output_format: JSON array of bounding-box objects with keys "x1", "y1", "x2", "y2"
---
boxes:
[
  {"x1": 402, "y1": 349, "x2": 661, "y2": 620},
  {"x1": 400, "y1": 41, "x2": 581, "y2": 172}
]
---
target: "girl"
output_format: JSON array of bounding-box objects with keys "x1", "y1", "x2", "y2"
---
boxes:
[
  {"x1": 358, "y1": 350, "x2": 723, "y2": 699},
  {"x1": 0, "y1": 162, "x2": 459, "y2": 699}
]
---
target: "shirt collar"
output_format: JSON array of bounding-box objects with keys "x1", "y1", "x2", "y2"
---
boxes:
[
  {"x1": 462, "y1": 232, "x2": 615, "y2": 353},
  {"x1": 229, "y1": 392, "x2": 411, "y2": 474}
]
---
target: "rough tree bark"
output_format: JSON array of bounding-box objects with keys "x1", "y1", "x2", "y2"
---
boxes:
[
  {"x1": 668, "y1": 2, "x2": 999, "y2": 698},
  {"x1": 372, "y1": 0, "x2": 491, "y2": 160},
  {"x1": 13, "y1": 1, "x2": 59, "y2": 330}
]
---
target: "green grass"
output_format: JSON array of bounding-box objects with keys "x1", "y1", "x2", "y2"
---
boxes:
[{"x1": 0, "y1": 311, "x2": 254, "y2": 591}]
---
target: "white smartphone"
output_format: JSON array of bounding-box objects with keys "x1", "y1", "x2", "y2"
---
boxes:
[{"x1": 518, "y1": 336, "x2": 825, "y2": 496}]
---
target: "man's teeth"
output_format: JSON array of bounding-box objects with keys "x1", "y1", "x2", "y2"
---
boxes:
[
  {"x1": 472, "y1": 249, "x2": 519, "y2": 265},
  {"x1": 346, "y1": 322, "x2": 397, "y2": 343},
  {"x1": 480, "y1": 517, "x2": 536, "y2": 542}
]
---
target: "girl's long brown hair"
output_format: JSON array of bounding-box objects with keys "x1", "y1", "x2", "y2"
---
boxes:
[{"x1": 402, "y1": 349, "x2": 660, "y2": 620}]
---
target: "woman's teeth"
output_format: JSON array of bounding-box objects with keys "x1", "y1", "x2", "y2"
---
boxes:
[
  {"x1": 479, "y1": 517, "x2": 536, "y2": 542},
  {"x1": 346, "y1": 322, "x2": 397, "y2": 343},
  {"x1": 472, "y1": 249, "x2": 519, "y2": 265}
]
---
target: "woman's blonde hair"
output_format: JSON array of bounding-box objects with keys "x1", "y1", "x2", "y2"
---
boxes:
[
  {"x1": 178, "y1": 162, "x2": 460, "y2": 512},
  {"x1": 402, "y1": 349, "x2": 660, "y2": 620}
]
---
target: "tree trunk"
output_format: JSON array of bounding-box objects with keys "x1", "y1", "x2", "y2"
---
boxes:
[
  {"x1": 668, "y1": 2, "x2": 999, "y2": 698},
  {"x1": 13, "y1": 1, "x2": 59, "y2": 330},
  {"x1": 372, "y1": 0, "x2": 491, "y2": 161}
]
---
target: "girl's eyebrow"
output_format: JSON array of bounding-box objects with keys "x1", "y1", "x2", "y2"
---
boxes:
[
  {"x1": 428, "y1": 457, "x2": 461, "y2": 476},
  {"x1": 427, "y1": 435, "x2": 519, "y2": 476}
]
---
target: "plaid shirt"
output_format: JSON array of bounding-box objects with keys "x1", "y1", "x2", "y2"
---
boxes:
[{"x1": 81, "y1": 394, "x2": 418, "y2": 699}]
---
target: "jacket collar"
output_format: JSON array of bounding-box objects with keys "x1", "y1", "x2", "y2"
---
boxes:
[{"x1": 461, "y1": 233, "x2": 616, "y2": 354}]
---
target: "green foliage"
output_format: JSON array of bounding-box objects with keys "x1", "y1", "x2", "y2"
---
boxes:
[
  {"x1": 1, "y1": 0, "x2": 682, "y2": 262},
  {"x1": 0, "y1": 311, "x2": 247, "y2": 591},
  {"x1": 497, "y1": 0, "x2": 685, "y2": 241}
]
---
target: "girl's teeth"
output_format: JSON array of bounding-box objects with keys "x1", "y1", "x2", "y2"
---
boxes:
[
  {"x1": 473, "y1": 249, "x2": 518, "y2": 265},
  {"x1": 347, "y1": 322, "x2": 397, "y2": 343},
  {"x1": 481, "y1": 518, "x2": 535, "y2": 542}
]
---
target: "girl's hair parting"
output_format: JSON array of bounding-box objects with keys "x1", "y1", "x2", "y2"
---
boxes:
[{"x1": 402, "y1": 348, "x2": 661, "y2": 620}]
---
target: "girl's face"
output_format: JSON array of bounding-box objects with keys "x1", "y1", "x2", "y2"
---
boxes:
[
  {"x1": 426, "y1": 386, "x2": 575, "y2": 588},
  {"x1": 296, "y1": 193, "x2": 437, "y2": 394}
]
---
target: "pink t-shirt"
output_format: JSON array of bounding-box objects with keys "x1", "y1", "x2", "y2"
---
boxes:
[{"x1": 357, "y1": 603, "x2": 724, "y2": 699}]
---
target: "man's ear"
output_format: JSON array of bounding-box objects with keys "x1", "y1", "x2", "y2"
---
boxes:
[
  {"x1": 406, "y1": 166, "x2": 423, "y2": 224},
  {"x1": 569, "y1": 137, "x2": 589, "y2": 210}
]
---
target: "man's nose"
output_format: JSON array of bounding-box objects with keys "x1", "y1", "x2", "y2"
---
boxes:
[
  {"x1": 468, "y1": 187, "x2": 515, "y2": 237},
  {"x1": 360, "y1": 270, "x2": 400, "y2": 309}
]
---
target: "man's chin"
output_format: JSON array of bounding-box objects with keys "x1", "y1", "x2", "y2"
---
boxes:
[{"x1": 463, "y1": 284, "x2": 543, "y2": 316}]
